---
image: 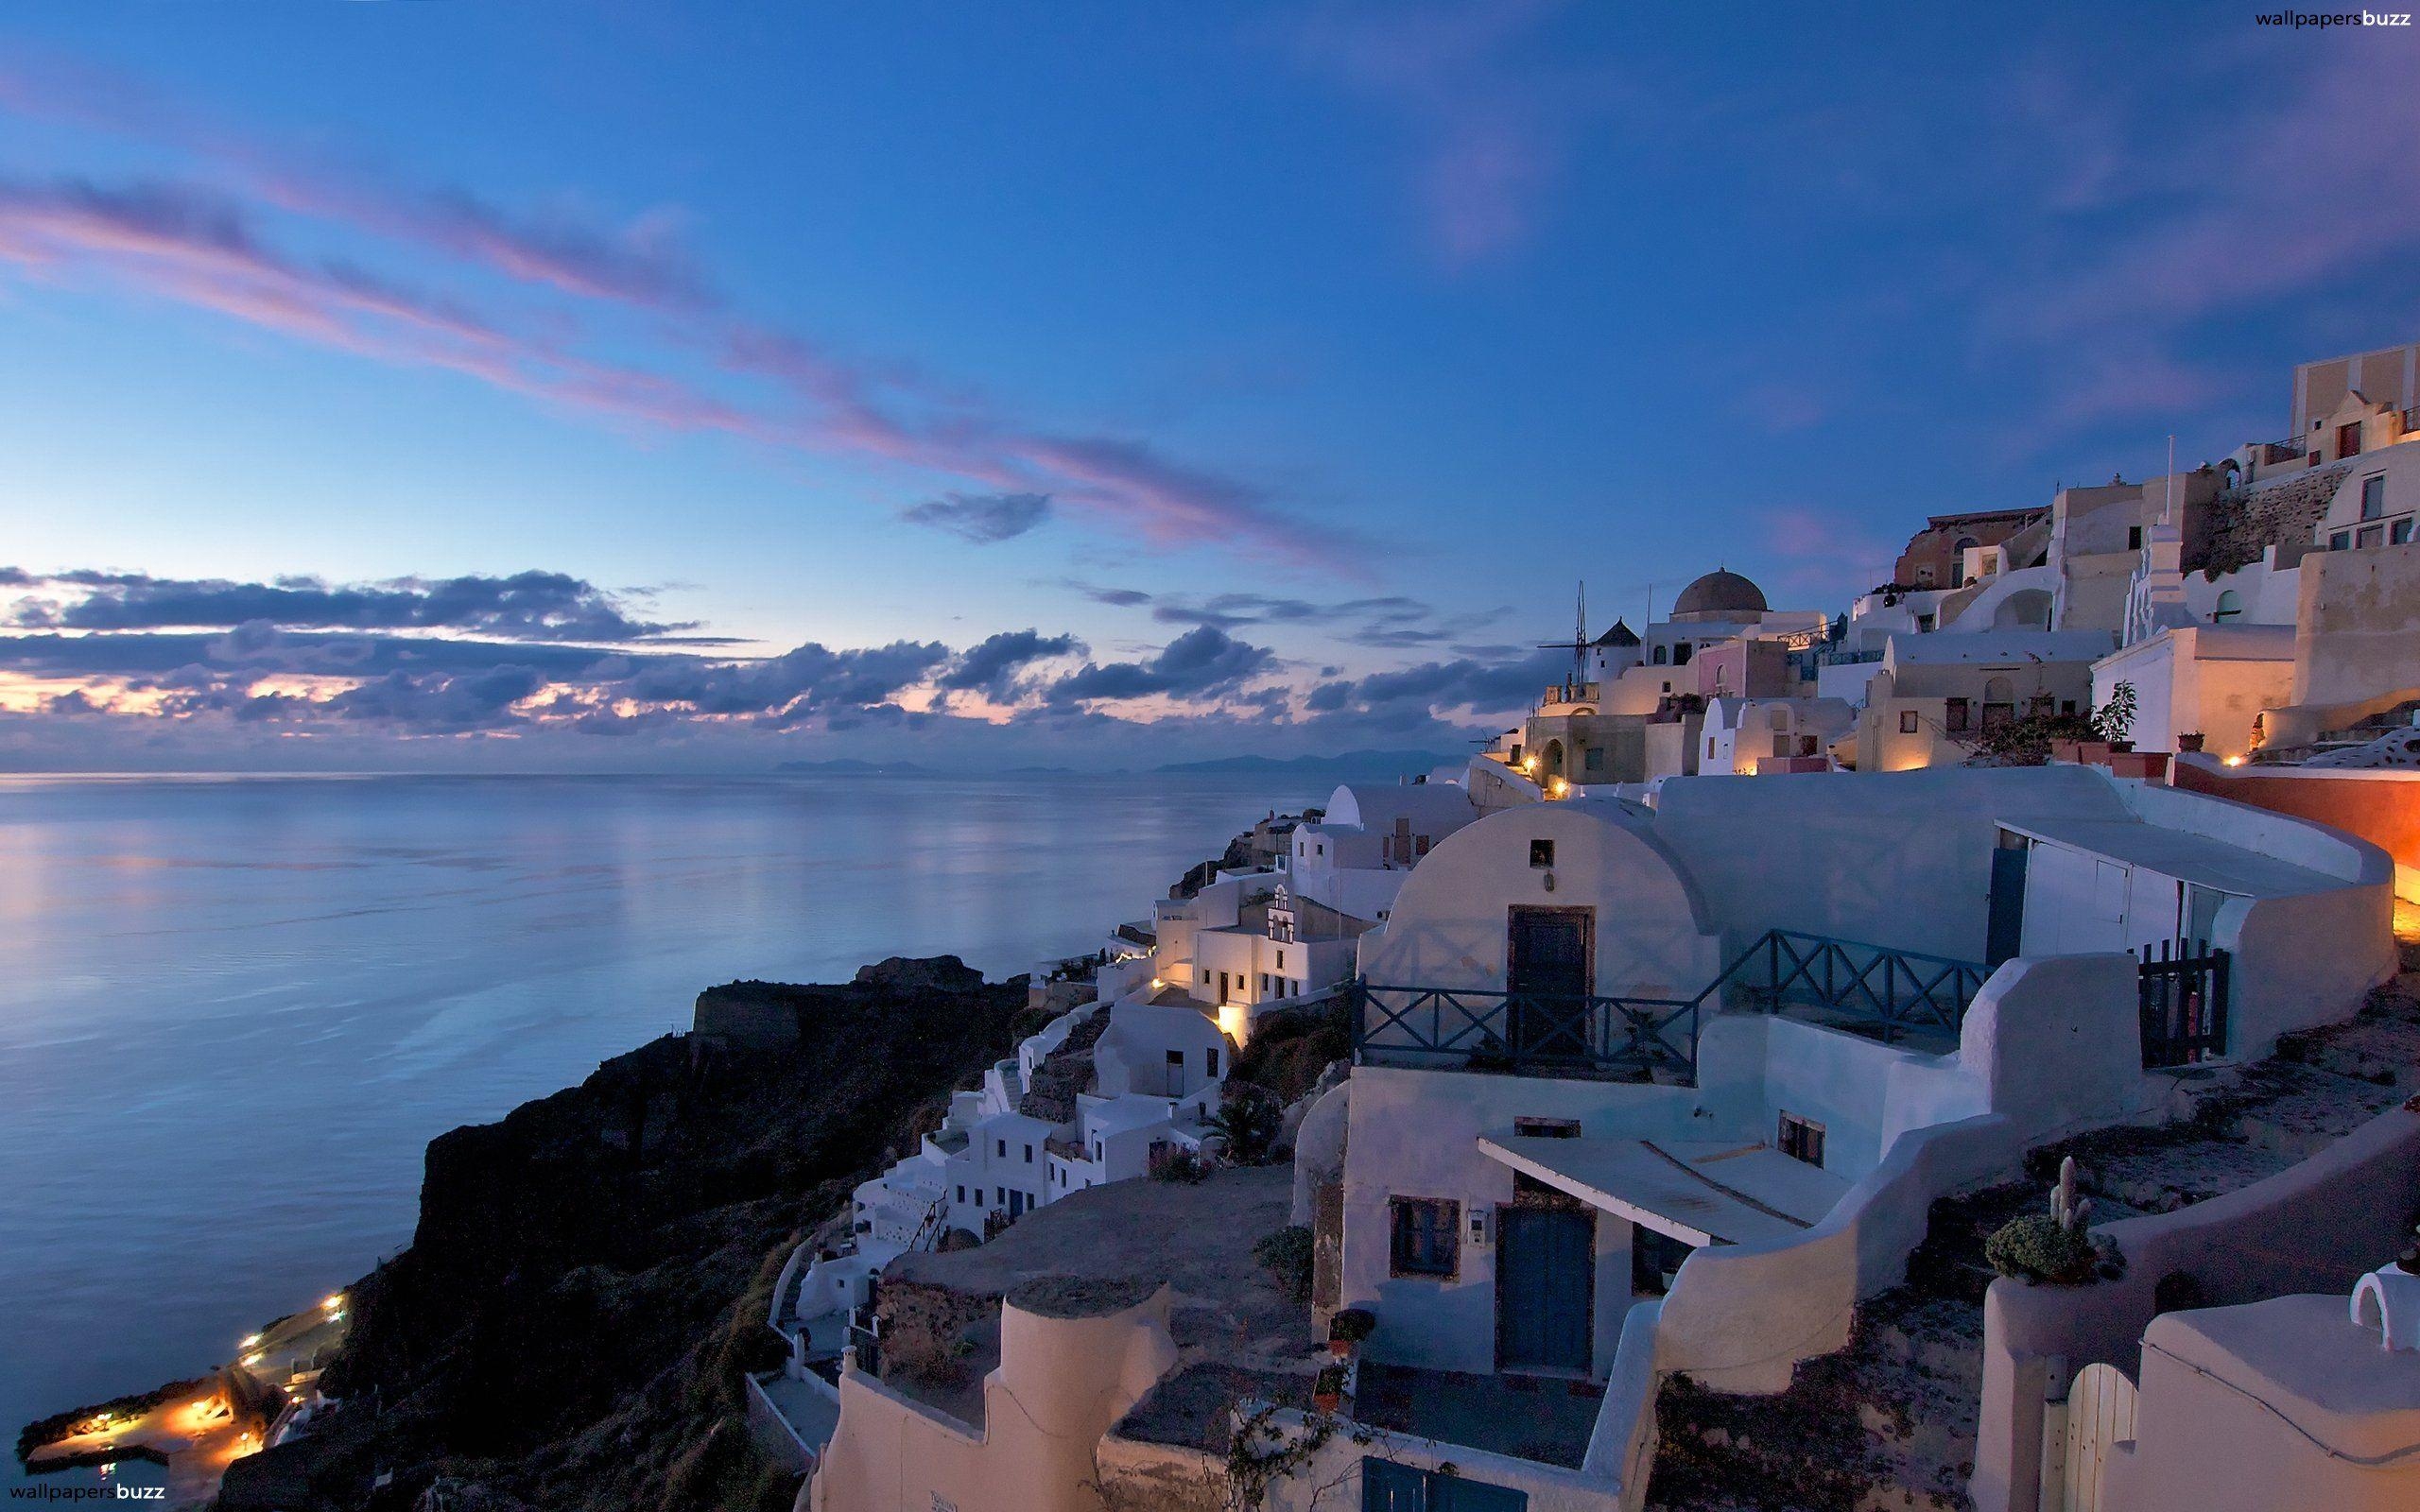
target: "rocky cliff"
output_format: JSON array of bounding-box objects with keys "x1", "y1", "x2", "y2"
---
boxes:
[{"x1": 217, "y1": 960, "x2": 1040, "y2": 1512}]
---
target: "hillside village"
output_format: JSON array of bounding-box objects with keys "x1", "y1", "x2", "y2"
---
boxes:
[
  {"x1": 705, "y1": 341, "x2": 2420, "y2": 1512},
  {"x1": 216, "y1": 342, "x2": 2420, "y2": 1512}
]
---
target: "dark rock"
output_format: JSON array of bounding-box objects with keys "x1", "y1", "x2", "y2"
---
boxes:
[{"x1": 854, "y1": 955, "x2": 986, "y2": 994}]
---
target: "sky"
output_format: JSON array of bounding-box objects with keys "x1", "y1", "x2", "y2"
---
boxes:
[{"x1": 1, "y1": 2, "x2": 2414, "y2": 771}]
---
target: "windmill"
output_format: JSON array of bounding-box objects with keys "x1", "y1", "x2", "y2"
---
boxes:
[{"x1": 1535, "y1": 582, "x2": 1591, "y2": 693}]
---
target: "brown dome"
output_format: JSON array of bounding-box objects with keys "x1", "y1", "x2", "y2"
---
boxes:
[{"x1": 1669, "y1": 570, "x2": 1768, "y2": 622}]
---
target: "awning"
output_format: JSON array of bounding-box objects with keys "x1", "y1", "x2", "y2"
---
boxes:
[
  {"x1": 1999, "y1": 817, "x2": 2340, "y2": 899},
  {"x1": 1478, "y1": 1134, "x2": 1850, "y2": 1248}
]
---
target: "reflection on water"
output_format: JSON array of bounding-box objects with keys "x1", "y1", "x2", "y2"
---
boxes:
[{"x1": 0, "y1": 770, "x2": 1313, "y2": 1490}]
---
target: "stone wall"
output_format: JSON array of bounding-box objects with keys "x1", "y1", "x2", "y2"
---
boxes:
[{"x1": 2185, "y1": 464, "x2": 2347, "y2": 576}]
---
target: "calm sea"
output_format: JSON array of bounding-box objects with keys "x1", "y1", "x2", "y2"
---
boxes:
[{"x1": 0, "y1": 770, "x2": 1322, "y2": 1492}]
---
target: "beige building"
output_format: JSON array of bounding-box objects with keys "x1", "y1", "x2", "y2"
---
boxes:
[{"x1": 1852, "y1": 629, "x2": 2114, "y2": 772}]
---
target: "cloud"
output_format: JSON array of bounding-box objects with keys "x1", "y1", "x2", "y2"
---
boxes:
[
  {"x1": 0, "y1": 68, "x2": 1347, "y2": 564},
  {"x1": 618, "y1": 640, "x2": 951, "y2": 717},
  {"x1": 1053, "y1": 580, "x2": 1505, "y2": 647},
  {"x1": 898, "y1": 491, "x2": 1053, "y2": 544},
  {"x1": 1046, "y1": 626, "x2": 1278, "y2": 703},
  {"x1": 937, "y1": 628, "x2": 1081, "y2": 697},
  {"x1": 1282, "y1": 0, "x2": 1623, "y2": 270},
  {"x1": 3, "y1": 567, "x2": 683, "y2": 642}
]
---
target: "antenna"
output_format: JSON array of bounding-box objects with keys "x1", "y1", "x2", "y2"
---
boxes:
[{"x1": 1532, "y1": 579, "x2": 1593, "y2": 690}]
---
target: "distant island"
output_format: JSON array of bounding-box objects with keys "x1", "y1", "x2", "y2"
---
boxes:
[
  {"x1": 772, "y1": 749, "x2": 1461, "y2": 779},
  {"x1": 1150, "y1": 748, "x2": 1460, "y2": 776}
]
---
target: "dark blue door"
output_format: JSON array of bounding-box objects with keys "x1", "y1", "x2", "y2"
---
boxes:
[
  {"x1": 1987, "y1": 844, "x2": 2029, "y2": 966},
  {"x1": 1495, "y1": 1207, "x2": 1593, "y2": 1372},
  {"x1": 1363, "y1": 1458, "x2": 1528, "y2": 1512}
]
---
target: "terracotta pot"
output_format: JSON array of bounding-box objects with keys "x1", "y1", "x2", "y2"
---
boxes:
[
  {"x1": 2176, "y1": 732, "x2": 2205, "y2": 752},
  {"x1": 1328, "y1": 1338, "x2": 1352, "y2": 1357},
  {"x1": 1312, "y1": 1392, "x2": 1340, "y2": 1414}
]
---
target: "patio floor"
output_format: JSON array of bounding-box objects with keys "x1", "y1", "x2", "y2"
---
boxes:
[{"x1": 1351, "y1": 1363, "x2": 1604, "y2": 1469}]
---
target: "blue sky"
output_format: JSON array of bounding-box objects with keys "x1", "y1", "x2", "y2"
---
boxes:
[{"x1": 1, "y1": 2, "x2": 2413, "y2": 769}]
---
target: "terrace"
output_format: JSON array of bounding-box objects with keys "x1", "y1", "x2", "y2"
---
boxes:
[{"x1": 1351, "y1": 929, "x2": 1990, "y2": 1084}]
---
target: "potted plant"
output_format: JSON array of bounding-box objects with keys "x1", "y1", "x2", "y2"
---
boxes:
[
  {"x1": 1328, "y1": 1307, "x2": 1375, "y2": 1357},
  {"x1": 2093, "y1": 681, "x2": 2138, "y2": 753},
  {"x1": 1312, "y1": 1365, "x2": 1345, "y2": 1415},
  {"x1": 2176, "y1": 731, "x2": 2205, "y2": 753}
]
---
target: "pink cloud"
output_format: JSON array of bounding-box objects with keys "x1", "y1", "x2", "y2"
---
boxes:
[{"x1": 0, "y1": 61, "x2": 1341, "y2": 564}]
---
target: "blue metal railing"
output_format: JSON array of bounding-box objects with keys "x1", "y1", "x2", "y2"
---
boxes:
[{"x1": 1351, "y1": 929, "x2": 1990, "y2": 1083}]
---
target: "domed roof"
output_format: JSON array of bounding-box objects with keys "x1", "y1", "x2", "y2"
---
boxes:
[{"x1": 1669, "y1": 570, "x2": 1768, "y2": 622}]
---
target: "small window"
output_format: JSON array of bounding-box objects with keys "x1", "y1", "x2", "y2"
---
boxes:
[
  {"x1": 1276, "y1": 948, "x2": 1286, "y2": 971},
  {"x1": 1672, "y1": 643, "x2": 1693, "y2": 666},
  {"x1": 1633, "y1": 1228, "x2": 1694, "y2": 1297},
  {"x1": 995, "y1": 1139, "x2": 1006, "y2": 1159},
  {"x1": 2360, "y1": 524, "x2": 2385, "y2": 548},
  {"x1": 1779, "y1": 1112, "x2": 1826, "y2": 1168},
  {"x1": 1414, "y1": 834, "x2": 1430, "y2": 856},
  {"x1": 1584, "y1": 747, "x2": 1605, "y2": 772},
  {"x1": 956, "y1": 1185, "x2": 966, "y2": 1203},
  {"x1": 2331, "y1": 530, "x2": 2354, "y2": 551},
  {"x1": 1529, "y1": 838, "x2": 1555, "y2": 869},
  {"x1": 2395, "y1": 519, "x2": 2414, "y2": 545},
  {"x1": 1024, "y1": 1143, "x2": 1034, "y2": 1163},
  {"x1": 1513, "y1": 1116, "x2": 1582, "y2": 1139},
  {"x1": 1652, "y1": 645, "x2": 1668, "y2": 665},
  {"x1": 2212, "y1": 589, "x2": 2241, "y2": 623},
  {"x1": 1205, "y1": 1046, "x2": 1219, "y2": 1077},
  {"x1": 1167, "y1": 1049, "x2": 1184, "y2": 1070},
  {"x1": 1899, "y1": 710, "x2": 1920, "y2": 734},
  {"x1": 1945, "y1": 697, "x2": 1971, "y2": 733},
  {"x1": 1202, "y1": 970, "x2": 1212, "y2": 984},
  {"x1": 2127, "y1": 525, "x2": 2143, "y2": 550},
  {"x1": 2362, "y1": 475, "x2": 2386, "y2": 519},
  {"x1": 1389, "y1": 1196, "x2": 1461, "y2": 1279}
]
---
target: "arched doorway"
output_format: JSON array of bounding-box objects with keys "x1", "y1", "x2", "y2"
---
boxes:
[{"x1": 1541, "y1": 739, "x2": 1565, "y2": 779}]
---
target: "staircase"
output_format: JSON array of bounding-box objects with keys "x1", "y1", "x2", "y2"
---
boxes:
[{"x1": 1648, "y1": 936, "x2": 2420, "y2": 1511}]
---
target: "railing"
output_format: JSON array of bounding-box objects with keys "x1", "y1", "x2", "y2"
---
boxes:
[
  {"x1": 2256, "y1": 436, "x2": 2308, "y2": 464},
  {"x1": 1711, "y1": 930, "x2": 1988, "y2": 1040},
  {"x1": 1352, "y1": 929, "x2": 1993, "y2": 1082},
  {"x1": 2138, "y1": 938, "x2": 2229, "y2": 1068},
  {"x1": 1354, "y1": 983, "x2": 1702, "y2": 1080}
]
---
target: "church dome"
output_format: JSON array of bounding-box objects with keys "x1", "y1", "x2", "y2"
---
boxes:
[{"x1": 1668, "y1": 570, "x2": 1768, "y2": 622}]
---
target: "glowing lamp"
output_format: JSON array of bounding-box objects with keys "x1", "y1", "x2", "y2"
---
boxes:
[{"x1": 2222, "y1": 755, "x2": 2246, "y2": 767}]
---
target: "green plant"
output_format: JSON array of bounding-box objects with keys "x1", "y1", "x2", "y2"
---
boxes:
[
  {"x1": 1327, "y1": 1306, "x2": 1375, "y2": 1345},
  {"x1": 1312, "y1": 1365, "x2": 1345, "y2": 1400},
  {"x1": 1985, "y1": 1157, "x2": 2109, "y2": 1285},
  {"x1": 2093, "y1": 680, "x2": 2138, "y2": 746},
  {"x1": 1150, "y1": 1144, "x2": 1211, "y2": 1183},
  {"x1": 1204, "y1": 1083, "x2": 1284, "y2": 1166},
  {"x1": 1971, "y1": 711, "x2": 2097, "y2": 765},
  {"x1": 1253, "y1": 1224, "x2": 1315, "y2": 1302}
]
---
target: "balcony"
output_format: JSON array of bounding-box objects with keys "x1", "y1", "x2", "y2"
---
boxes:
[{"x1": 1352, "y1": 931, "x2": 1992, "y2": 1083}]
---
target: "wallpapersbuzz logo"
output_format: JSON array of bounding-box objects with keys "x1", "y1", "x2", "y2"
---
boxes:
[
  {"x1": 2256, "y1": 9, "x2": 2412, "y2": 24},
  {"x1": 7, "y1": 1487, "x2": 165, "y2": 1501}
]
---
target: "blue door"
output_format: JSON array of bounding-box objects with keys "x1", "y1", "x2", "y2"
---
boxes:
[
  {"x1": 1363, "y1": 1458, "x2": 1528, "y2": 1512},
  {"x1": 1495, "y1": 1207, "x2": 1594, "y2": 1373},
  {"x1": 1987, "y1": 844, "x2": 2029, "y2": 966}
]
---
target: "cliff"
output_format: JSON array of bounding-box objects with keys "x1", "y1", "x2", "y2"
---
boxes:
[{"x1": 216, "y1": 960, "x2": 1040, "y2": 1512}]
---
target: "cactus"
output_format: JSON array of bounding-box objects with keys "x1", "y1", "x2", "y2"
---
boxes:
[{"x1": 2050, "y1": 1156, "x2": 2093, "y2": 1235}]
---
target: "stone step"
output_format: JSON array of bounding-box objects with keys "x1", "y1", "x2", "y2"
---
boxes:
[
  {"x1": 2074, "y1": 1138, "x2": 2295, "y2": 1214},
  {"x1": 2225, "y1": 1063, "x2": 2407, "y2": 1160}
]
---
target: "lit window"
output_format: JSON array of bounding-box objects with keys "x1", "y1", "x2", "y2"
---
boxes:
[
  {"x1": 1900, "y1": 710, "x2": 1920, "y2": 734},
  {"x1": 1529, "y1": 838, "x2": 1555, "y2": 869}
]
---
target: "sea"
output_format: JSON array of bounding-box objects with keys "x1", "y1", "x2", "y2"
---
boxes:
[{"x1": 0, "y1": 769, "x2": 1332, "y2": 1495}]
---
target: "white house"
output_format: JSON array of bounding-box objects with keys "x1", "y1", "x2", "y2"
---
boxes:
[
  {"x1": 1314, "y1": 765, "x2": 2393, "y2": 1498},
  {"x1": 1286, "y1": 780, "x2": 1478, "y2": 921}
]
